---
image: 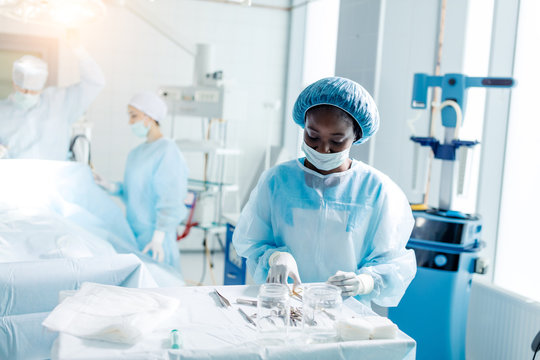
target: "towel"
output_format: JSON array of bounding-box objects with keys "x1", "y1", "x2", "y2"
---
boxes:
[{"x1": 43, "y1": 282, "x2": 179, "y2": 344}]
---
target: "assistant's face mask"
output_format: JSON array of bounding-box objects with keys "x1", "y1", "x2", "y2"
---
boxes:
[
  {"x1": 302, "y1": 140, "x2": 350, "y2": 171},
  {"x1": 12, "y1": 91, "x2": 40, "y2": 110},
  {"x1": 130, "y1": 121, "x2": 150, "y2": 138}
]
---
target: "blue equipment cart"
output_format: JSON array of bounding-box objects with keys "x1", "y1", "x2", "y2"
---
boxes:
[
  {"x1": 223, "y1": 215, "x2": 247, "y2": 285},
  {"x1": 388, "y1": 210, "x2": 482, "y2": 360}
]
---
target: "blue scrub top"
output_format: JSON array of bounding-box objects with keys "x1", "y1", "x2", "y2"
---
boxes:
[
  {"x1": 117, "y1": 137, "x2": 188, "y2": 269},
  {"x1": 233, "y1": 158, "x2": 416, "y2": 307}
]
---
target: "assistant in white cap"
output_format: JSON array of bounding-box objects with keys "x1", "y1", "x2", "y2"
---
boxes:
[
  {"x1": 93, "y1": 90, "x2": 188, "y2": 272},
  {"x1": 12, "y1": 55, "x2": 49, "y2": 92},
  {"x1": 0, "y1": 29, "x2": 105, "y2": 160},
  {"x1": 128, "y1": 91, "x2": 167, "y2": 124}
]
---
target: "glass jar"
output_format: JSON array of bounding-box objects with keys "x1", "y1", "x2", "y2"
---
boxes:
[
  {"x1": 302, "y1": 283, "x2": 342, "y2": 343},
  {"x1": 257, "y1": 283, "x2": 290, "y2": 342}
]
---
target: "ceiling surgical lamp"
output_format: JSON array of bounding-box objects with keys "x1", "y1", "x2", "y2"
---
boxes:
[{"x1": 0, "y1": 0, "x2": 106, "y2": 27}]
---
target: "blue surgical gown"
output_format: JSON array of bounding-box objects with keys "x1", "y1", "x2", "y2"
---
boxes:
[
  {"x1": 115, "y1": 138, "x2": 188, "y2": 269},
  {"x1": 232, "y1": 158, "x2": 417, "y2": 307},
  {"x1": 0, "y1": 53, "x2": 105, "y2": 160}
]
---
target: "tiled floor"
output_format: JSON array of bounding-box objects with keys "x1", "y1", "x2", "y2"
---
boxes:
[
  {"x1": 180, "y1": 250, "x2": 226, "y2": 286},
  {"x1": 179, "y1": 250, "x2": 254, "y2": 287}
]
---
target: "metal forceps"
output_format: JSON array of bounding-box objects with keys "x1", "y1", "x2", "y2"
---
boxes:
[
  {"x1": 212, "y1": 289, "x2": 232, "y2": 308},
  {"x1": 238, "y1": 308, "x2": 257, "y2": 327}
]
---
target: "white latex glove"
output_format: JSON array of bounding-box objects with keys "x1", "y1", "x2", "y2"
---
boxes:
[
  {"x1": 267, "y1": 251, "x2": 301, "y2": 286},
  {"x1": 93, "y1": 171, "x2": 118, "y2": 193},
  {"x1": 327, "y1": 270, "x2": 374, "y2": 297},
  {"x1": 142, "y1": 230, "x2": 165, "y2": 262},
  {"x1": 0, "y1": 145, "x2": 8, "y2": 159}
]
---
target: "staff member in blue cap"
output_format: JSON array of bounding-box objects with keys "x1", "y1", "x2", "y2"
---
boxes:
[{"x1": 233, "y1": 77, "x2": 416, "y2": 307}]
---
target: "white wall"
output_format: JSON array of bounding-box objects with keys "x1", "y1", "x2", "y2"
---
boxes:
[
  {"x1": 473, "y1": 0, "x2": 519, "y2": 279},
  {"x1": 333, "y1": 0, "x2": 444, "y2": 199},
  {"x1": 337, "y1": 0, "x2": 505, "y2": 220},
  {"x1": 281, "y1": 0, "x2": 307, "y2": 162},
  {"x1": 495, "y1": 0, "x2": 540, "y2": 302},
  {"x1": 335, "y1": 0, "x2": 517, "y2": 276},
  {"x1": 375, "y1": 0, "x2": 473, "y2": 204},
  {"x1": 335, "y1": 0, "x2": 385, "y2": 165},
  {"x1": 0, "y1": 0, "x2": 290, "y2": 209},
  {"x1": 281, "y1": 0, "x2": 340, "y2": 165}
]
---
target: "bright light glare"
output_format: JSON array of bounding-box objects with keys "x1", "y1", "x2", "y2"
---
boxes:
[
  {"x1": 495, "y1": 0, "x2": 540, "y2": 302},
  {"x1": 50, "y1": 2, "x2": 99, "y2": 26},
  {"x1": 1, "y1": 160, "x2": 56, "y2": 209},
  {"x1": 0, "y1": 0, "x2": 106, "y2": 26}
]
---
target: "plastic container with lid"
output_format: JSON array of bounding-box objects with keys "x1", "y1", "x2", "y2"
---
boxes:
[
  {"x1": 302, "y1": 283, "x2": 342, "y2": 343},
  {"x1": 257, "y1": 283, "x2": 290, "y2": 342}
]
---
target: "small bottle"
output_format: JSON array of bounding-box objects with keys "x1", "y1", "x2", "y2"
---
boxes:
[
  {"x1": 170, "y1": 329, "x2": 182, "y2": 349},
  {"x1": 257, "y1": 283, "x2": 290, "y2": 342},
  {"x1": 303, "y1": 283, "x2": 342, "y2": 343}
]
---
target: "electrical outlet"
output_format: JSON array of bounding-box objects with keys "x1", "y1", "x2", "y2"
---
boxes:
[{"x1": 474, "y1": 257, "x2": 489, "y2": 274}]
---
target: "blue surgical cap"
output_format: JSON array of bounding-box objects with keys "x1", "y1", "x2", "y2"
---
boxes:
[{"x1": 292, "y1": 77, "x2": 380, "y2": 144}]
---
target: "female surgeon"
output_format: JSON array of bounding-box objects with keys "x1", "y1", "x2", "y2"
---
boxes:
[
  {"x1": 95, "y1": 92, "x2": 189, "y2": 269},
  {"x1": 232, "y1": 77, "x2": 416, "y2": 307}
]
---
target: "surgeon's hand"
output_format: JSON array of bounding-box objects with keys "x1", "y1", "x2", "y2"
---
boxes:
[
  {"x1": 267, "y1": 251, "x2": 301, "y2": 286},
  {"x1": 143, "y1": 230, "x2": 165, "y2": 262},
  {"x1": 327, "y1": 271, "x2": 374, "y2": 297},
  {"x1": 0, "y1": 145, "x2": 8, "y2": 159},
  {"x1": 93, "y1": 171, "x2": 117, "y2": 193}
]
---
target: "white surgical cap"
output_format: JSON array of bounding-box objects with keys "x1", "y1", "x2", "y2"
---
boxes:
[
  {"x1": 128, "y1": 92, "x2": 167, "y2": 122},
  {"x1": 12, "y1": 55, "x2": 48, "y2": 91}
]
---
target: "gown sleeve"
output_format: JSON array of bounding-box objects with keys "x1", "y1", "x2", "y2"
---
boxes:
[
  {"x1": 356, "y1": 179, "x2": 417, "y2": 307},
  {"x1": 232, "y1": 169, "x2": 291, "y2": 283},
  {"x1": 56, "y1": 47, "x2": 106, "y2": 124}
]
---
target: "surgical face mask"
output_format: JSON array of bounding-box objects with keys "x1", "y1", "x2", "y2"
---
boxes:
[
  {"x1": 302, "y1": 140, "x2": 350, "y2": 171},
  {"x1": 130, "y1": 121, "x2": 150, "y2": 138},
  {"x1": 12, "y1": 91, "x2": 40, "y2": 109}
]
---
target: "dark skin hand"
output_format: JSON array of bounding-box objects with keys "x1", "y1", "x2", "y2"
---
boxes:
[{"x1": 303, "y1": 109, "x2": 356, "y2": 175}]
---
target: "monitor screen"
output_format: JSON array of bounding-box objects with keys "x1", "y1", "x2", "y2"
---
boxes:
[{"x1": 411, "y1": 217, "x2": 464, "y2": 244}]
